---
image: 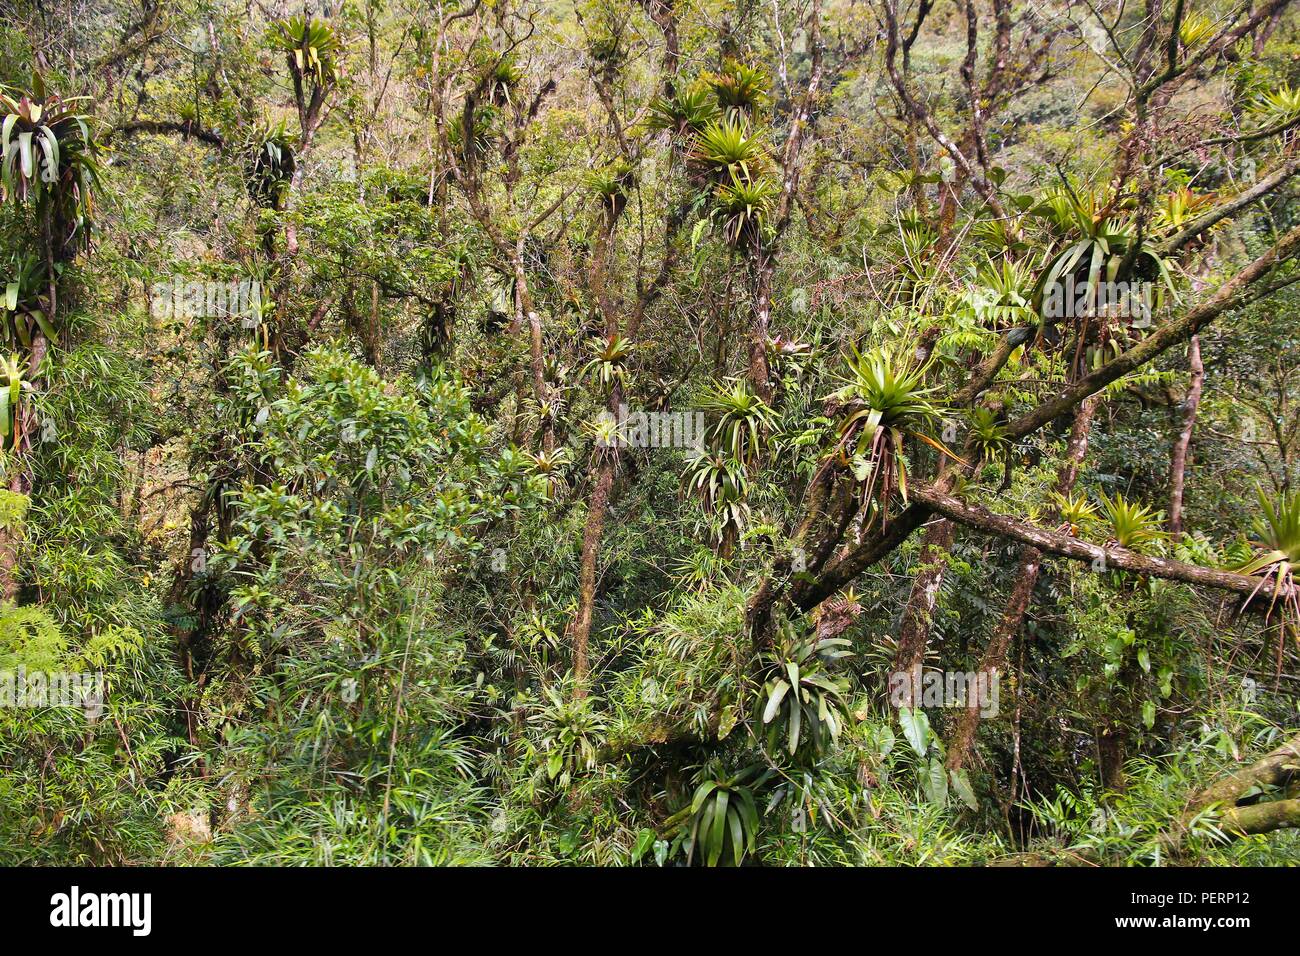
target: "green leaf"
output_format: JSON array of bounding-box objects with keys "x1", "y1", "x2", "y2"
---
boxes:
[
  {"x1": 925, "y1": 757, "x2": 949, "y2": 806},
  {"x1": 727, "y1": 805, "x2": 744, "y2": 866},
  {"x1": 762, "y1": 679, "x2": 789, "y2": 723},
  {"x1": 18, "y1": 131, "x2": 33, "y2": 179},
  {"x1": 707, "y1": 792, "x2": 728, "y2": 867},
  {"x1": 690, "y1": 779, "x2": 719, "y2": 814},
  {"x1": 690, "y1": 218, "x2": 707, "y2": 249},
  {"x1": 33, "y1": 310, "x2": 57, "y2": 345},
  {"x1": 950, "y1": 768, "x2": 978, "y2": 810},
  {"x1": 736, "y1": 787, "x2": 759, "y2": 846},
  {"x1": 877, "y1": 724, "x2": 895, "y2": 758},
  {"x1": 717, "y1": 703, "x2": 738, "y2": 739},
  {"x1": 1, "y1": 114, "x2": 18, "y2": 160},
  {"x1": 36, "y1": 127, "x2": 58, "y2": 184},
  {"x1": 899, "y1": 706, "x2": 931, "y2": 757},
  {"x1": 631, "y1": 828, "x2": 655, "y2": 863}
]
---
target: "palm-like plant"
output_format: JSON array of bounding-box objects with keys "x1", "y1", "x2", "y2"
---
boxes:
[
  {"x1": 589, "y1": 159, "x2": 635, "y2": 218},
  {"x1": 1152, "y1": 186, "x2": 1215, "y2": 238},
  {"x1": 700, "y1": 378, "x2": 775, "y2": 468},
  {"x1": 766, "y1": 334, "x2": 814, "y2": 389},
  {"x1": 485, "y1": 54, "x2": 524, "y2": 106},
  {"x1": 647, "y1": 86, "x2": 719, "y2": 139},
  {"x1": 684, "y1": 450, "x2": 748, "y2": 511},
  {"x1": 690, "y1": 117, "x2": 769, "y2": 184},
  {"x1": 712, "y1": 495, "x2": 751, "y2": 555},
  {"x1": 1053, "y1": 490, "x2": 1099, "y2": 535},
  {"x1": 1, "y1": 251, "x2": 54, "y2": 348},
  {"x1": 528, "y1": 447, "x2": 571, "y2": 499},
  {"x1": 967, "y1": 406, "x2": 1011, "y2": 463},
  {"x1": 1235, "y1": 488, "x2": 1300, "y2": 627},
  {"x1": 527, "y1": 686, "x2": 607, "y2": 787},
  {"x1": 1034, "y1": 187, "x2": 1175, "y2": 327},
  {"x1": 1249, "y1": 83, "x2": 1300, "y2": 128},
  {"x1": 766, "y1": 334, "x2": 812, "y2": 363},
  {"x1": 269, "y1": 16, "x2": 341, "y2": 85},
  {"x1": 969, "y1": 257, "x2": 1038, "y2": 329},
  {"x1": 707, "y1": 60, "x2": 768, "y2": 115},
  {"x1": 665, "y1": 760, "x2": 768, "y2": 866},
  {"x1": 0, "y1": 353, "x2": 24, "y2": 449},
  {"x1": 670, "y1": 546, "x2": 730, "y2": 593},
  {"x1": 533, "y1": 394, "x2": 564, "y2": 438},
  {"x1": 829, "y1": 345, "x2": 958, "y2": 516},
  {"x1": 970, "y1": 215, "x2": 1028, "y2": 254},
  {"x1": 448, "y1": 103, "x2": 497, "y2": 161},
  {"x1": 245, "y1": 125, "x2": 297, "y2": 210},
  {"x1": 584, "y1": 412, "x2": 623, "y2": 464},
  {"x1": 684, "y1": 451, "x2": 750, "y2": 554},
  {"x1": 1097, "y1": 492, "x2": 1166, "y2": 553},
  {"x1": 580, "y1": 334, "x2": 634, "y2": 392},
  {"x1": 1178, "y1": 10, "x2": 1217, "y2": 48},
  {"x1": 1, "y1": 79, "x2": 100, "y2": 249},
  {"x1": 517, "y1": 610, "x2": 562, "y2": 657},
  {"x1": 759, "y1": 619, "x2": 853, "y2": 758},
  {"x1": 712, "y1": 171, "x2": 776, "y2": 249}
]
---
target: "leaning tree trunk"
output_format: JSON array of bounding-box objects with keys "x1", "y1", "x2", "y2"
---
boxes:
[
  {"x1": 892, "y1": 518, "x2": 957, "y2": 706},
  {"x1": 746, "y1": 248, "x2": 774, "y2": 402},
  {"x1": 1162, "y1": 732, "x2": 1300, "y2": 852},
  {"x1": 1168, "y1": 335, "x2": 1203, "y2": 536},
  {"x1": 945, "y1": 547, "x2": 1040, "y2": 771},
  {"x1": 569, "y1": 183, "x2": 627, "y2": 697},
  {"x1": 946, "y1": 396, "x2": 1099, "y2": 770},
  {"x1": 512, "y1": 241, "x2": 553, "y2": 455},
  {"x1": 572, "y1": 451, "x2": 615, "y2": 697}
]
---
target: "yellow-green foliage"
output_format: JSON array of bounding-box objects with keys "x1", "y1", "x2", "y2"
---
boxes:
[{"x1": 0, "y1": 603, "x2": 66, "y2": 671}]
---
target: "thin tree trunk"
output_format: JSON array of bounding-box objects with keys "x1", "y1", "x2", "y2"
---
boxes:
[
  {"x1": 946, "y1": 396, "x2": 1098, "y2": 770},
  {"x1": 572, "y1": 458, "x2": 614, "y2": 696},
  {"x1": 1168, "y1": 335, "x2": 1202, "y2": 535},
  {"x1": 747, "y1": 252, "x2": 773, "y2": 401},
  {"x1": 945, "y1": 547, "x2": 1039, "y2": 770},
  {"x1": 568, "y1": 163, "x2": 626, "y2": 695},
  {"x1": 513, "y1": 242, "x2": 553, "y2": 455},
  {"x1": 892, "y1": 517, "x2": 956, "y2": 704},
  {"x1": 744, "y1": 0, "x2": 823, "y2": 403}
]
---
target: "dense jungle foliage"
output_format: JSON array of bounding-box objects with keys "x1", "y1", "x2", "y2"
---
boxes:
[{"x1": 1, "y1": 0, "x2": 1299, "y2": 867}]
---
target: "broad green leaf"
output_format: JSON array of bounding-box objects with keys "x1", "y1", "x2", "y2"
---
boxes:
[
  {"x1": 631, "y1": 828, "x2": 655, "y2": 863},
  {"x1": 899, "y1": 706, "x2": 931, "y2": 757},
  {"x1": 762, "y1": 679, "x2": 789, "y2": 723},
  {"x1": 950, "y1": 768, "x2": 978, "y2": 811},
  {"x1": 925, "y1": 757, "x2": 948, "y2": 806},
  {"x1": 652, "y1": 839, "x2": 668, "y2": 867}
]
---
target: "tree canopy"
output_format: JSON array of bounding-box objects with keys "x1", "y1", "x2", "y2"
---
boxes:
[{"x1": 1, "y1": 0, "x2": 1299, "y2": 866}]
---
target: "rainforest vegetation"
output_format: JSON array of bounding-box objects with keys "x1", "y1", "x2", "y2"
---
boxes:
[{"x1": 1, "y1": 0, "x2": 1299, "y2": 867}]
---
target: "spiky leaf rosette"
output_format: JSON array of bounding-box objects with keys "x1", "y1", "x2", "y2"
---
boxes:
[
  {"x1": 1236, "y1": 488, "x2": 1300, "y2": 635},
  {"x1": 1, "y1": 79, "x2": 101, "y2": 253},
  {"x1": 828, "y1": 344, "x2": 961, "y2": 521}
]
